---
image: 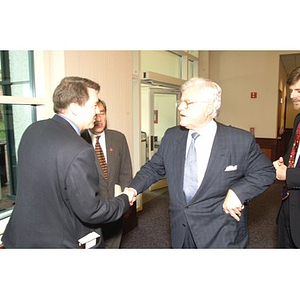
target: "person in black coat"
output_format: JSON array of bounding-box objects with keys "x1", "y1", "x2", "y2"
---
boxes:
[
  {"x1": 273, "y1": 66, "x2": 300, "y2": 248},
  {"x1": 81, "y1": 99, "x2": 133, "y2": 248},
  {"x1": 2, "y1": 76, "x2": 133, "y2": 248}
]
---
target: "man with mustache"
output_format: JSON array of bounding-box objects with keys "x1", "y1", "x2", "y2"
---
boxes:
[
  {"x1": 81, "y1": 99, "x2": 133, "y2": 248},
  {"x1": 273, "y1": 66, "x2": 300, "y2": 248}
]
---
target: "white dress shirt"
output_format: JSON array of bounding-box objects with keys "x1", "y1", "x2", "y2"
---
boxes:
[
  {"x1": 89, "y1": 130, "x2": 107, "y2": 162},
  {"x1": 186, "y1": 120, "x2": 217, "y2": 187},
  {"x1": 294, "y1": 145, "x2": 300, "y2": 167}
]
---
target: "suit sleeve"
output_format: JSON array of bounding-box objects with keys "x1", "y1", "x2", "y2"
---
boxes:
[
  {"x1": 65, "y1": 147, "x2": 130, "y2": 224},
  {"x1": 230, "y1": 135, "x2": 276, "y2": 203},
  {"x1": 118, "y1": 135, "x2": 133, "y2": 189},
  {"x1": 130, "y1": 134, "x2": 168, "y2": 194}
]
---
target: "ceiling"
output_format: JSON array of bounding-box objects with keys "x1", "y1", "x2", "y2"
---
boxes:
[{"x1": 280, "y1": 53, "x2": 300, "y2": 75}]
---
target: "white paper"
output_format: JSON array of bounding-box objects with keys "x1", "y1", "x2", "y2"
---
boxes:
[
  {"x1": 78, "y1": 231, "x2": 100, "y2": 249},
  {"x1": 114, "y1": 184, "x2": 122, "y2": 196}
]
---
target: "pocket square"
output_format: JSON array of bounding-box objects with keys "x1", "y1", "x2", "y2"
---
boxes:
[{"x1": 224, "y1": 165, "x2": 237, "y2": 171}]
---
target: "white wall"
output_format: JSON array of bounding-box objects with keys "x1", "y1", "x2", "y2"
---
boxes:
[
  {"x1": 208, "y1": 51, "x2": 300, "y2": 138},
  {"x1": 209, "y1": 51, "x2": 280, "y2": 138}
]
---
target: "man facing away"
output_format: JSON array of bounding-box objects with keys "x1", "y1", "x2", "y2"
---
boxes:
[
  {"x1": 81, "y1": 99, "x2": 133, "y2": 248},
  {"x1": 127, "y1": 77, "x2": 275, "y2": 248},
  {"x1": 2, "y1": 76, "x2": 134, "y2": 248},
  {"x1": 273, "y1": 66, "x2": 300, "y2": 248}
]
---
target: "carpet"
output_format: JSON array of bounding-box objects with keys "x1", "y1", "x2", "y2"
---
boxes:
[{"x1": 120, "y1": 180, "x2": 284, "y2": 248}]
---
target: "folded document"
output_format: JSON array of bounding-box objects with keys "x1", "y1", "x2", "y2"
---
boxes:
[{"x1": 78, "y1": 231, "x2": 100, "y2": 249}]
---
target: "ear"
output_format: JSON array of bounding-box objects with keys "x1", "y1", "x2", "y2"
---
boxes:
[
  {"x1": 205, "y1": 103, "x2": 214, "y2": 117},
  {"x1": 69, "y1": 102, "x2": 80, "y2": 116}
]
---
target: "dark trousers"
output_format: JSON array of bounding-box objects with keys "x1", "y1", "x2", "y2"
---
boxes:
[{"x1": 277, "y1": 198, "x2": 297, "y2": 248}]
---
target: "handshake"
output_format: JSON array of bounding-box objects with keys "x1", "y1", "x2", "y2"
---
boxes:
[{"x1": 122, "y1": 187, "x2": 137, "y2": 206}]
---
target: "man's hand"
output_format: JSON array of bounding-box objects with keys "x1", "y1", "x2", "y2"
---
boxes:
[
  {"x1": 123, "y1": 187, "x2": 137, "y2": 206},
  {"x1": 223, "y1": 189, "x2": 244, "y2": 221},
  {"x1": 273, "y1": 157, "x2": 287, "y2": 181}
]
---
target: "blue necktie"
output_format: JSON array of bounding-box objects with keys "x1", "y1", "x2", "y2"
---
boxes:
[{"x1": 183, "y1": 132, "x2": 200, "y2": 202}]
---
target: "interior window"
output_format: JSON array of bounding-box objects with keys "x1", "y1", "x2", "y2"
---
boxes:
[{"x1": 0, "y1": 50, "x2": 36, "y2": 213}]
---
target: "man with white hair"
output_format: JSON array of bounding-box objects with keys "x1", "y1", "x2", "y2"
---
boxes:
[{"x1": 128, "y1": 77, "x2": 275, "y2": 248}]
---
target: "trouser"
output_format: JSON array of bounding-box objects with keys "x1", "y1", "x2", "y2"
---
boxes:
[
  {"x1": 102, "y1": 219, "x2": 123, "y2": 249},
  {"x1": 277, "y1": 198, "x2": 297, "y2": 248}
]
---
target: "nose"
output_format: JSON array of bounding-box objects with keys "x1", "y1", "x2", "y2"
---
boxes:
[{"x1": 177, "y1": 100, "x2": 184, "y2": 110}]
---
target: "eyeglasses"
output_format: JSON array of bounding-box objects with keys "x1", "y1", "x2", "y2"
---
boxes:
[
  {"x1": 176, "y1": 99, "x2": 197, "y2": 109},
  {"x1": 177, "y1": 99, "x2": 207, "y2": 109}
]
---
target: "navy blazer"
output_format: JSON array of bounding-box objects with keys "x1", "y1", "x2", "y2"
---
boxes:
[
  {"x1": 283, "y1": 113, "x2": 300, "y2": 247},
  {"x1": 2, "y1": 115, "x2": 130, "y2": 248},
  {"x1": 130, "y1": 122, "x2": 275, "y2": 248}
]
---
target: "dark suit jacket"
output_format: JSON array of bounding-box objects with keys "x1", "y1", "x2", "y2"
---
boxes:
[
  {"x1": 130, "y1": 122, "x2": 275, "y2": 248},
  {"x1": 283, "y1": 113, "x2": 300, "y2": 247},
  {"x1": 2, "y1": 115, "x2": 130, "y2": 248},
  {"x1": 81, "y1": 129, "x2": 132, "y2": 239},
  {"x1": 81, "y1": 129, "x2": 132, "y2": 196}
]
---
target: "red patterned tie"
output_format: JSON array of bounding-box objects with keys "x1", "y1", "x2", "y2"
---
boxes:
[
  {"x1": 288, "y1": 123, "x2": 300, "y2": 167},
  {"x1": 95, "y1": 136, "x2": 108, "y2": 182},
  {"x1": 282, "y1": 123, "x2": 300, "y2": 200}
]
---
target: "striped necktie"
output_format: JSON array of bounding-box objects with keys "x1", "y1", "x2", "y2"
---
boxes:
[
  {"x1": 183, "y1": 132, "x2": 200, "y2": 202},
  {"x1": 95, "y1": 135, "x2": 108, "y2": 182}
]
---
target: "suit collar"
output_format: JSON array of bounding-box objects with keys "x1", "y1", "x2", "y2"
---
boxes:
[
  {"x1": 56, "y1": 114, "x2": 80, "y2": 135},
  {"x1": 53, "y1": 114, "x2": 79, "y2": 135}
]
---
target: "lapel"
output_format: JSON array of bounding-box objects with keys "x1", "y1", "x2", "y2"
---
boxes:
[
  {"x1": 191, "y1": 122, "x2": 227, "y2": 203},
  {"x1": 105, "y1": 130, "x2": 113, "y2": 182},
  {"x1": 173, "y1": 127, "x2": 189, "y2": 204}
]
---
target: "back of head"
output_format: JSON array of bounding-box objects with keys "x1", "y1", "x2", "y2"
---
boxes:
[
  {"x1": 287, "y1": 66, "x2": 300, "y2": 86},
  {"x1": 53, "y1": 76, "x2": 100, "y2": 114},
  {"x1": 181, "y1": 77, "x2": 222, "y2": 118}
]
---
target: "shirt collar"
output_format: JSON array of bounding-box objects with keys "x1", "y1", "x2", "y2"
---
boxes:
[
  {"x1": 57, "y1": 114, "x2": 81, "y2": 136},
  {"x1": 89, "y1": 130, "x2": 105, "y2": 141},
  {"x1": 191, "y1": 119, "x2": 217, "y2": 138}
]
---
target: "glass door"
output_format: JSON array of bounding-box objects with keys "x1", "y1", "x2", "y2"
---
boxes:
[
  {"x1": 141, "y1": 87, "x2": 180, "y2": 191},
  {"x1": 149, "y1": 88, "x2": 180, "y2": 159}
]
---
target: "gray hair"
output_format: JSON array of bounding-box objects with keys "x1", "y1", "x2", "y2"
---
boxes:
[{"x1": 181, "y1": 77, "x2": 222, "y2": 118}]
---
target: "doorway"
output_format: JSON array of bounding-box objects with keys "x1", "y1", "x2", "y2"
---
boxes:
[{"x1": 141, "y1": 84, "x2": 181, "y2": 190}]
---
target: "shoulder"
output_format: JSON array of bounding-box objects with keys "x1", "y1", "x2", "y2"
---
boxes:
[
  {"x1": 165, "y1": 125, "x2": 187, "y2": 136},
  {"x1": 294, "y1": 113, "x2": 300, "y2": 125},
  {"x1": 105, "y1": 129, "x2": 127, "y2": 140},
  {"x1": 22, "y1": 118, "x2": 57, "y2": 137},
  {"x1": 217, "y1": 122, "x2": 253, "y2": 138}
]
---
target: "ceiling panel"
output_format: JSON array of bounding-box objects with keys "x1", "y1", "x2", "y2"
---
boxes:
[{"x1": 281, "y1": 53, "x2": 300, "y2": 75}]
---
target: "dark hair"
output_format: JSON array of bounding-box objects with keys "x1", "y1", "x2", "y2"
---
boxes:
[
  {"x1": 287, "y1": 67, "x2": 300, "y2": 86},
  {"x1": 98, "y1": 98, "x2": 107, "y2": 112},
  {"x1": 53, "y1": 76, "x2": 100, "y2": 113}
]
